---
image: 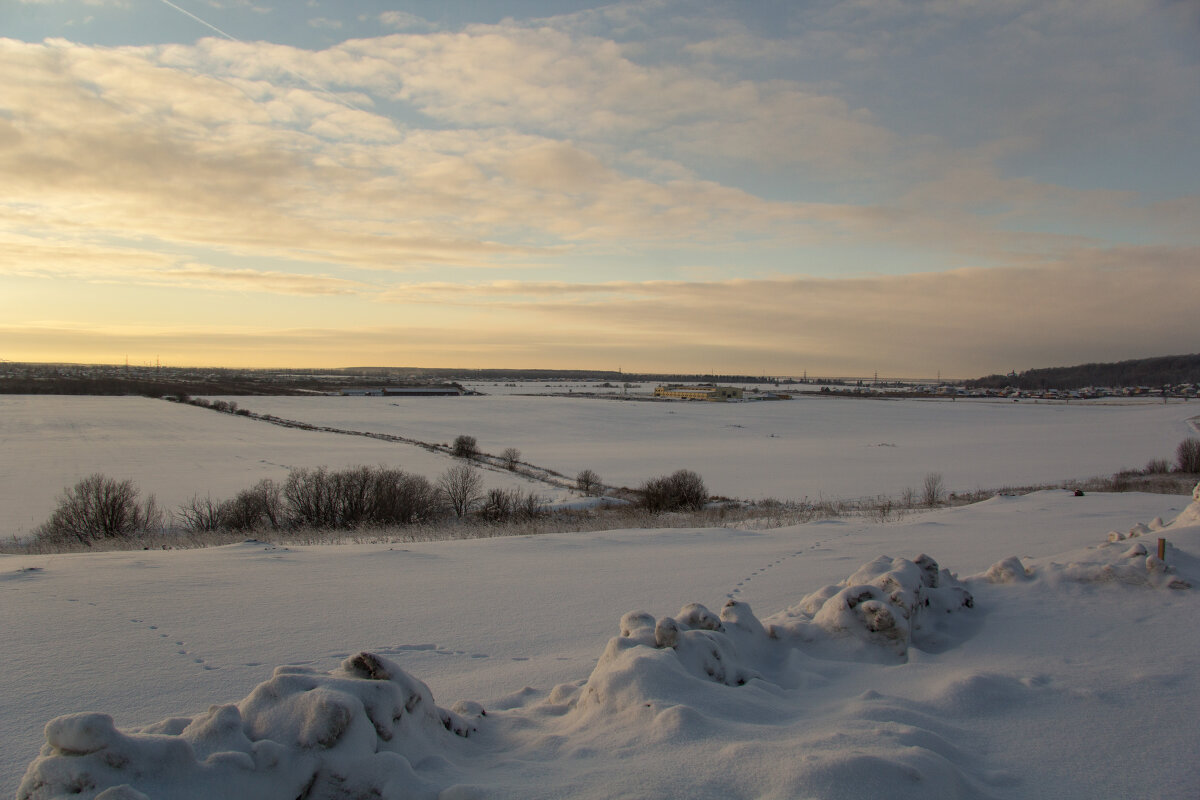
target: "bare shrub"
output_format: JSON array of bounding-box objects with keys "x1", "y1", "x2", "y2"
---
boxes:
[
  {"x1": 510, "y1": 489, "x2": 545, "y2": 521},
  {"x1": 36, "y1": 474, "x2": 162, "y2": 547},
  {"x1": 501, "y1": 447, "x2": 521, "y2": 470},
  {"x1": 220, "y1": 479, "x2": 283, "y2": 531},
  {"x1": 1144, "y1": 458, "x2": 1172, "y2": 475},
  {"x1": 922, "y1": 472, "x2": 945, "y2": 507},
  {"x1": 176, "y1": 496, "x2": 223, "y2": 533},
  {"x1": 481, "y1": 487, "x2": 546, "y2": 523},
  {"x1": 368, "y1": 468, "x2": 442, "y2": 525},
  {"x1": 639, "y1": 469, "x2": 708, "y2": 512},
  {"x1": 576, "y1": 468, "x2": 602, "y2": 496},
  {"x1": 332, "y1": 465, "x2": 375, "y2": 528},
  {"x1": 901, "y1": 486, "x2": 917, "y2": 508},
  {"x1": 284, "y1": 467, "x2": 337, "y2": 528},
  {"x1": 452, "y1": 435, "x2": 478, "y2": 459},
  {"x1": 482, "y1": 487, "x2": 512, "y2": 521},
  {"x1": 439, "y1": 463, "x2": 483, "y2": 518},
  {"x1": 1177, "y1": 438, "x2": 1200, "y2": 473}
]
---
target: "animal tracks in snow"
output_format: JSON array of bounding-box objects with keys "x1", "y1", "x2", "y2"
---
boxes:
[
  {"x1": 726, "y1": 538, "x2": 848, "y2": 600},
  {"x1": 127, "y1": 616, "x2": 221, "y2": 671},
  {"x1": 364, "y1": 643, "x2": 494, "y2": 662}
]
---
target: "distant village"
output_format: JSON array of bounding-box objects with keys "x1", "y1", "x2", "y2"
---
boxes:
[{"x1": 1, "y1": 360, "x2": 1195, "y2": 402}]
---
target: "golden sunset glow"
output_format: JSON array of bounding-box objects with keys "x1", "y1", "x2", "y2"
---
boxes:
[{"x1": 3, "y1": 1, "x2": 1198, "y2": 374}]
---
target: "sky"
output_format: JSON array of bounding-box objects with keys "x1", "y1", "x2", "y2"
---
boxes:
[{"x1": 2, "y1": 0, "x2": 1198, "y2": 377}]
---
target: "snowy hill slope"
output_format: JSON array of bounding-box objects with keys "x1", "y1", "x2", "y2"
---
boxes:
[{"x1": 6, "y1": 489, "x2": 1199, "y2": 798}]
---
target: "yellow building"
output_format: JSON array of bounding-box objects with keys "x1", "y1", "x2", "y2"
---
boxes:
[{"x1": 653, "y1": 384, "x2": 744, "y2": 401}]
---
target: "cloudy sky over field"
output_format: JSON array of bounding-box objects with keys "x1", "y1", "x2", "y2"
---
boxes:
[{"x1": 3, "y1": 0, "x2": 1198, "y2": 376}]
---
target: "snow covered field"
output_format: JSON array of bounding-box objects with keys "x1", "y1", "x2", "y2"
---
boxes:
[
  {"x1": 5, "y1": 489, "x2": 1199, "y2": 798},
  {"x1": 4, "y1": 393, "x2": 1192, "y2": 541},
  {"x1": 192, "y1": 393, "x2": 1200, "y2": 502},
  {"x1": 0, "y1": 396, "x2": 564, "y2": 540},
  {"x1": 4, "y1": 393, "x2": 1199, "y2": 798}
]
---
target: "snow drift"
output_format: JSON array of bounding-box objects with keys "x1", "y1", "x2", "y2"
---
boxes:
[
  {"x1": 17, "y1": 485, "x2": 1200, "y2": 799},
  {"x1": 18, "y1": 653, "x2": 481, "y2": 800},
  {"x1": 18, "y1": 554, "x2": 981, "y2": 800}
]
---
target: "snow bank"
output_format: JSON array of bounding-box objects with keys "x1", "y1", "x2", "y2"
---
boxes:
[
  {"x1": 18, "y1": 492, "x2": 1200, "y2": 800},
  {"x1": 978, "y1": 482, "x2": 1200, "y2": 591},
  {"x1": 17, "y1": 554, "x2": 980, "y2": 799},
  {"x1": 18, "y1": 653, "x2": 480, "y2": 800}
]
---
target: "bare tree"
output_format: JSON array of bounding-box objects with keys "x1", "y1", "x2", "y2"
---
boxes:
[
  {"x1": 176, "y1": 495, "x2": 223, "y2": 533},
  {"x1": 220, "y1": 478, "x2": 283, "y2": 531},
  {"x1": 482, "y1": 487, "x2": 513, "y2": 521},
  {"x1": 922, "y1": 472, "x2": 945, "y2": 507},
  {"x1": 1177, "y1": 438, "x2": 1200, "y2": 473},
  {"x1": 576, "y1": 468, "x2": 602, "y2": 496},
  {"x1": 501, "y1": 447, "x2": 522, "y2": 470},
  {"x1": 439, "y1": 463, "x2": 483, "y2": 518}
]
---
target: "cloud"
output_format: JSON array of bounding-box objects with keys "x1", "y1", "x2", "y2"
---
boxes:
[
  {"x1": 377, "y1": 11, "x2": 434, "y2": 32},
  {"x1": 345, "y1": 26, "x2": 892, "y2": 173},
  {"x1": 0, "y1": 232, "x2": 367, "y2": 297},
  {"x1": 5, "y1": 248, "x2": 1195, "y2": 373},
  {"x1": 367, "y1": 245, "x2": 1200, "y2": 374},
  {"x1": 2, "y1": 1, "x2": 1197, "y2": 374}
]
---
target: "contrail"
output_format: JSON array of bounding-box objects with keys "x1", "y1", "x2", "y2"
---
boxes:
[
  {"x1": 155, "y1": 0, "x2": 374, "y2": 116},
  {"x1": 158, "y1": 0, "x2": 240, "y2": 42}
]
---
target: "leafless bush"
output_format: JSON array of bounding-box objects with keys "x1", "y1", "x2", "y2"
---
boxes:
[
  {"x1": 576, "y1": 468, "x2": 602, "y2": 496},
  {"x1": 501, "y1": 447, "x2": 521, "y2": 470},
  {"x1": 220, "y1": 479, "x2": 284, "y2": 531},
  {"x1": 284, "y1": 467, "x2": 338, "y2": 528},
  {"x1": 283, "y1": 466, "x2": 443, "y2": 529},
  {"x1": 510, "y1": 489, "x2": 545, "y2": 521},
  {"x1": 1144, "y1": 458, "x2": 1172, "y2": 475},
  {"x1": 368, "y1": 468, "x2": 442, "y2": 525},
  {"x1": 452, "y1": 435, "x2": 478, "y2": 459},
  {"x1": 482, "y1": 487, "x2": 512, "y2": 521},
  {"x1": 1177, "y1": 438, "x2": 1200, "y2": 473},
  {"x1": 439, "y1": 463, "x2": 483, "y2": 518},
  {"x1": 639, "y1": 469, "x2": 708, "y2": 512},
  {"x1": 922, "y1": 472, "x2": 945, "y2": 507},
  {"x1": 481, "y1": 487, "x2": 545, "y2": 522},
  {"x1": 176, "y1": 495, "x2": 223, "y2": 533},
  {"x1": 35, "y1": 474, "x2": 162, "y2": 547}
]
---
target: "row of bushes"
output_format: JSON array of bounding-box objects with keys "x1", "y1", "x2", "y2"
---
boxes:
[{"x1": 32, "y1": 464, "x2": 549, "y2": 547}]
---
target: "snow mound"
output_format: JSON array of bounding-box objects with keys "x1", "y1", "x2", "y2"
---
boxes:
[
  {"x1": 17, "y1": 653, "x2": 480, "y2": 800},
  {"x1": 1166, "y1": 480, "x2": 1200, "y2": 527},
  {"x1": 768, "y1": 554, "x2": 975, "y2": 661},
  {"x1": 977, "y1": 492, "x2": 1198, "y2": 591},
  {"x1": 576, "y1": 554, "x2": 975, "y2": 718}
]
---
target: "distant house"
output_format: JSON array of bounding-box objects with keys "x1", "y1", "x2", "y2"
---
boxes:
[
  {"x1": 340, "y1": 384, "x2": 465, "y2": 397},
  {"x1": 653, "y1": 384, "x2": 743, "y2": 401}
]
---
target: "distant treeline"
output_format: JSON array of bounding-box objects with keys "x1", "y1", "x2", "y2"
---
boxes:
[
  {"x1": 363, "y1": 367, "x2": 787, "y2": 384},
  {"x1": 0, "y1": 376, "x2": 306, "y2": 397},
  {"x1": 969, "y1": 353, "x2": 1200, "y2": 391}
]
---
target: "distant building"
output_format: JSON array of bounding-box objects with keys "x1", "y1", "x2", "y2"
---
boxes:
[
  {"x1": 653, "y1": 384, "x2": 743, "y2": 401},
  {"x1": 341, "y1": 384, "x2": 465, "y2": 397}
]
